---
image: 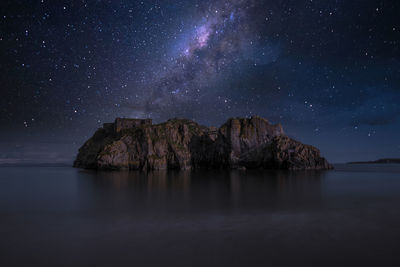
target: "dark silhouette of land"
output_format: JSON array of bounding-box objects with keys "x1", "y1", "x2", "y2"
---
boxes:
[{"x1": 348, "y1": 158, "x2": 400, "y2": 164}]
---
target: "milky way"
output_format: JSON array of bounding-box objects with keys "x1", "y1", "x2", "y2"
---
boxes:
[{"x1": 130, "y1": 0, "x2": 277, "y2": 120}]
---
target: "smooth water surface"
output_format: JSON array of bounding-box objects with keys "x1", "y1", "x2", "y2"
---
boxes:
[{"x1": 1, "y1": 165, "x2": 400, "y2": 266}]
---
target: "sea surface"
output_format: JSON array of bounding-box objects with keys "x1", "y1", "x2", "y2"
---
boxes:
[{"x1": 1, "y1": 164, "x2": 400, "y2": 267}]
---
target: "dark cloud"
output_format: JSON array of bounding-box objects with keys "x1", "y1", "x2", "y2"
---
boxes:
[{"x1": 354, "y1": 117, "x2": 398, "y2": 127}]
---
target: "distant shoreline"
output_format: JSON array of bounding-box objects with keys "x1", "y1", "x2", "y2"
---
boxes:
[
  {"x1": 0, "y1": 163, "x2": 72, "y2": 167},
  {"x1": 348, "y1": 159, "x2": 400, "y2": 164}
]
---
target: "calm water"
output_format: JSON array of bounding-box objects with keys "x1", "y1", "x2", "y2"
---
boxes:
[{"x1": 1, "y1": 165, "x2": 400, "y2": 266}]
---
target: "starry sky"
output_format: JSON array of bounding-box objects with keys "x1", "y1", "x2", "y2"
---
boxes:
[{"x1": 0, "y1": 0, "x2": 399, "y2": 164}]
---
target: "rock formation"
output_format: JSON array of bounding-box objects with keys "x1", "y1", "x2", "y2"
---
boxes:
[{"x1": 74, "y1": 117, "x2": 333, "y2": 171}]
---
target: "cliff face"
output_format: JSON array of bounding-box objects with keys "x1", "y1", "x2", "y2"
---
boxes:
[{"x1": 74, "y1": 116, "x2": 332, "y2": 171}]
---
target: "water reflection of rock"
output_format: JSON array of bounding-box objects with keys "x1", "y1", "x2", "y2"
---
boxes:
[
  {"x1": 226, "y1": 170, "x2": 326, "y2": 210},
  {"x1": 79, "y1": 170, "x2": 327, "y2": 212}
]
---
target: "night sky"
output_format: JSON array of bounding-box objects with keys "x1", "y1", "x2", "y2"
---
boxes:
[{"x1": 0, "y1": 0, "x2": 399, "y2": 164}]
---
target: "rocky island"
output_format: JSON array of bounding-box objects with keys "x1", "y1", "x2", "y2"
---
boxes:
[{"x1": 74, "y1": 116, "x2": 333, "y2": 171}]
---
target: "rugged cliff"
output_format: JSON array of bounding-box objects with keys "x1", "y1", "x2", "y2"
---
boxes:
[{"x1": 74, "y1": 117, "x2": 332, "y2": 171}]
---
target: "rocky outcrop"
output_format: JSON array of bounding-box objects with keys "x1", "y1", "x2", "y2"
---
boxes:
[{"x1": 74, "y1": 116, "x2": 333, "y2": 171}]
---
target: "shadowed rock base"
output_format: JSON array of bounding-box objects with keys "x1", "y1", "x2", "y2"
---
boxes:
[{"x1": 74, "y1": 116, "x2": 333, "y2": 171}]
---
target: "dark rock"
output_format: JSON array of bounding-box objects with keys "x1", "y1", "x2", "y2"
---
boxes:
[{"x1": 74, "y1": 116, "x2": 333, "y2": 171}]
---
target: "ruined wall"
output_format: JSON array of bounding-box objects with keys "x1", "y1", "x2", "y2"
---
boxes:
[{"x1": 114, "y1": 118, "x2": 152, "y2": 133}]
